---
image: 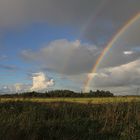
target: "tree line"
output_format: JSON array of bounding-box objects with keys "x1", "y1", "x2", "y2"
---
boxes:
[{"x1": 0, "y1": 90, "x2": 114, "y2": 98}]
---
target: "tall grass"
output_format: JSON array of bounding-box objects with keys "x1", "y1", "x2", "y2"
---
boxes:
[
  {"x1": 0, "y1": 96, "x2": 140, "y2": 104},
  {"x1": 0, "y1": 101, "x2": 140, "y2": 140}
]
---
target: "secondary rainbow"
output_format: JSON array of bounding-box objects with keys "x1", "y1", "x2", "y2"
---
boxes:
[{"x1": 83, "y1": 13, "x2": 140, "y2": 92}]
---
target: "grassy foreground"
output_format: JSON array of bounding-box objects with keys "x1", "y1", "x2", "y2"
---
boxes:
[{"x1": 0, "y1": 98, "x2": 140, "y2": 140}]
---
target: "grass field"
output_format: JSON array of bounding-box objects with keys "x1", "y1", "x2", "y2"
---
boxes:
[
  {"x1": 0, "y1": 96, "x2": 140, "y2": 104},
  {"x1": 0, "y1": 97, "x2": 140, "y2": 140}
]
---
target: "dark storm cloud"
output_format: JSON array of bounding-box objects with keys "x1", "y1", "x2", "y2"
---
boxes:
[
  {"x1": 0, "y1": 0, "x2": 104, "y2": 27},
  {"x1": 82, "y1": 0, "x2": 140, "y2": 44},
  {"x1": 0, "y1": 0, "x2": 140, "y2": 43}
]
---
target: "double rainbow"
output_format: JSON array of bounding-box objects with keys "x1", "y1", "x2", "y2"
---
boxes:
[{"x1": 83, "y1": 13, "x2": 140, "y2": 92}]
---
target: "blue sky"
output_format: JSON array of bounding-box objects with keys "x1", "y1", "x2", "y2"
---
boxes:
[
  {"x1": 0, "y1": 23, "x2": 82, "y2": 91},
  {"x1": 1, "y1": 24, "x2": 76, "y2": 74}
]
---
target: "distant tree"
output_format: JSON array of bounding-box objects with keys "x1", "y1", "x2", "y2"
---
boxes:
[{"x1": 0, "y1": 89, "x2": 114, "y2": 98}]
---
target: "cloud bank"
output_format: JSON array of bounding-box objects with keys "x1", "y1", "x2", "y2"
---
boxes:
[
  {"x1": 94, "y1": 59, "x2": 140, "y2": 87},
  {"x1": 0, "y1": 72, "x2": 54, "y2": 93},
  {"x1": 22, "y1": 39, "x2": 140, "y2": 75},
  {"x1": 0, "y1": 0, "x2": 140, "y2": 44},
  {"x1": 22, "y1": 39, "x2": 100, "y2": 75}
]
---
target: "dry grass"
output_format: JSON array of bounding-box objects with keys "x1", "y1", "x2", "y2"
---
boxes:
[
  {"x1": 0, "y1": 96, "x2": 140, "y2": 104},
  {"x1": 0, "y1": 101, "x2": 140, "y2": 140}
]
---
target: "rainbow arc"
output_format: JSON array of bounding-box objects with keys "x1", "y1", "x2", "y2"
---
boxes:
[{"x1": 83, "y1": 13, "x2": 140, "y2": 92}]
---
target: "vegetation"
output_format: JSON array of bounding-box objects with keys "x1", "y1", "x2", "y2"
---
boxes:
[
  {"x1": 0, "y1": 89, "x2": 114, "y2": 98},
  {"x1": 0, "y1": 96, "x2": 140, "y2": 104},
  {"x1": 0, "y1": 90, "x2": 140, "y2": 139},
  {"x1": 0, "y1": 101, "x2": 140, "y2": 140}
]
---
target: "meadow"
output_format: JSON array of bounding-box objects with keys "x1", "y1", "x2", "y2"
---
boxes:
[
  {"x1": 0, "y1": 97, "x2": 140, "y2": 140},
  {"x1": 0, "y1": 96, "x2": 140, "y2": 104}
]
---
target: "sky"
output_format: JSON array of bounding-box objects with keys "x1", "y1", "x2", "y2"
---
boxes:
[{"x1": 0, "y1": 0, "x2": 140, "y2": 95}]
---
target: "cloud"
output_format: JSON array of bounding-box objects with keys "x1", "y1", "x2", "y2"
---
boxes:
[
  {"x1": 0, "y1": 0, "x2": 139, "y2": 44},
  {"x1": 99, "y1": 45, "x2": 140, "y2": 69},
  {"x1": 93, "y1": 59, "x2": 140, "y2": 87},
  {"x1": 21, "y1": 38, "x2": 140, "y2": 75},
  {"x1": 0, "y1": 72, "x2": 54, "y2": 93},
  {"x1": 30, "y1": 72, "x2": 54, "y2": 91},
  {"x1": 0, "y1": 83, "x2": 31, "y2": 93},
  {"x1": 14, "y1": 83, "x2": 30, "y2": 92},
  {"x1": 21, "y1": 39, "x2": 100, "y2": 75},
  {"x1": 123, "y1": 51, "x2": 133, "y2": 55},
  {"x1": 97, "y1": 17, "x2": 140, "y2": 68},
  {"x1": 0, "y1": 0, "x2": 107, "y2": 27},
  {"x1": 0, "y1": 0, "x2": 139, "y2": 26}
]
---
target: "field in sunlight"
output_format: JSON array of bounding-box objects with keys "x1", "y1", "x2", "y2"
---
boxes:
[{"x1": 0, "y1": 96, "x2": 140, "y2": 104}]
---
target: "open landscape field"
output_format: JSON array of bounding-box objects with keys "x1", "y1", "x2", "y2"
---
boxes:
[
  {"x1": 0, "y1": 97, "x2": 140, "y2": 140},
  {"x1": 0, "y1": 96, "x2": 140, "y2": 104},
  {"x1": 0, "y1": 0, "x2": 140, "y2": 140}
]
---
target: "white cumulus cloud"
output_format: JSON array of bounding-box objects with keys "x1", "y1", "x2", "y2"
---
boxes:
[
  {"x1": 30, "y1": 72, "x2": 54, "y2": 91},
  {"x1": 0, "y1": 72, "x2": 54, "y2": 93}
]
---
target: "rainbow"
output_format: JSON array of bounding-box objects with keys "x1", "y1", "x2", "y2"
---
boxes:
[{"x1": 83, "y1": 13, "x2": 140, "y2": 92}]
